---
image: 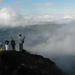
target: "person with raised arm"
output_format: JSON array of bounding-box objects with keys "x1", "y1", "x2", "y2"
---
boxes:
[{"x1": 18, "y1": 33, "x2": 25, "y2": 51}]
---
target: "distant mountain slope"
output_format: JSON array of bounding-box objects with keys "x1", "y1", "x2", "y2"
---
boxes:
[
  {"x1": 0, "y1": 24, "x2": 63, "y2": 49},
  {"x1": 0, "y1": 50, "x2": 65, "y2": 75}
]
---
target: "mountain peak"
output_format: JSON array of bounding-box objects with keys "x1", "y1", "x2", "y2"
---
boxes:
[{"x1": 0, "y1": 50, "x2": 65, "y2": 75}]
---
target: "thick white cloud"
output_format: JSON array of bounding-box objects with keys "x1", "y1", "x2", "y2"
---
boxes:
[
  {"x1": 0, "y1": 8, "x2": 26, "y2": 27},
  {"x1": 30, "y1": 24, "x2": 75, "y2": 57},
  {"x1": 0, "y1": 7, "x2": 75, "y2": 27},
  {"x1": 0, "y1": 8, "x2": 17, "y2": 27},
  {"x1": 23, "y1": 14, "x2": 75, "y2": 25}
]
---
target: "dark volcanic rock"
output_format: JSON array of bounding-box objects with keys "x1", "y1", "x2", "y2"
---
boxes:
[{"x1": 0, "y1": 50, "x2": 65, "y2": 75}]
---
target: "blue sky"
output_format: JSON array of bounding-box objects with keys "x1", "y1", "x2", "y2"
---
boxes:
[{"x1": 0, "y1": 0, "x2": 75, "y2": 15}]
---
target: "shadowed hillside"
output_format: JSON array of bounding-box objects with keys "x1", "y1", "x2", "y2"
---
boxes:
[{"x1": 0, "y1": 50, "x2": 66, "y2": 75}]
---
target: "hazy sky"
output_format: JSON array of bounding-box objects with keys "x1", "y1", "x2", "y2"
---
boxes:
[
  {"x1": 0, "y1": 0, "x2": 75, "y2": 27},
  {"x1": 0, "y1": 0, "x2": 75, "y2": 15}
]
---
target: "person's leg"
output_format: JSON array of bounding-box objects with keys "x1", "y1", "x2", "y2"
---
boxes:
[
  {"x1": 11, "y1": 45, "x2": 13, "y2": 50},
  {"x1": 13, "y1": 45, "x2": 15, "y2": 51},
  {"x1": 5, "y1": 45, "x2": 6, "y2": 50},
  {"x1": 19, "y1": 44, "x2": 21, "y2": 51},
  {"x1": 20, "y1": 44, "x2": 23, "y2": 51},
  {"x1": 7, "y1": 45, "x2": 8, "y2": 51},
  {"x1": 21, "y1": 44, "x2": 23, "y2": 50},
  {"x1": 19, "y1": 44, "x2": 20, "y2": 51},
  {"x1": 0, "y1": 46, "x2": 1, "y2": 51},
  {"x1": 20, "y1": 44, "x2": 22, "y2": 51},
  {"x1": 5, "y1": 45, "x2": 8, "y2": 51}
]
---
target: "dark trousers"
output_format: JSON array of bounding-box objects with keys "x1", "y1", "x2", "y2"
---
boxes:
[
  {"x1": 19, "y1": 43, "x2": 23, "y2": 51},
  {"x1": 11, "y1": 45, "x2": 15, "y2": 51}
]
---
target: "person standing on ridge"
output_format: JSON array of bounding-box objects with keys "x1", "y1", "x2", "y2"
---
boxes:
[
  {"x1": 10, "y1": 38, "x2": 16, "y2": 51},
  {"x1": 5, "y1": 39, "x2": 9, "y2": 51},
  {"x1": 18, "y1": 33, "x2": 25, "y2": 51},
  {"x1": 0, "y1": 41, "x2": 3, "y2": 51}
]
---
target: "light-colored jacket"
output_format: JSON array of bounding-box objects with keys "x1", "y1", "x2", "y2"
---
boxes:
[{"x1": 18, "y1": 36, "x2": 24, "y2": 44}]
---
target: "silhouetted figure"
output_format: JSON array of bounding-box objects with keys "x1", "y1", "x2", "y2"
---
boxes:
[
  {"x1": 0, "y1": 41, "x2": 3, "y2": 51},
  {"x1": 11, "y1": 38, "x2": 16, "y2": 51},
  {"x1": 5, "y1": 39, "x2": 9, "y2": 51},
  {"x1": 18, "y1": 33, "x2": 25, "y2": 51}
]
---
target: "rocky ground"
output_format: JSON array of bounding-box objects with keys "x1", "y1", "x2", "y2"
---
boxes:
[{"x1": 0, "y1": 50, "x2": 66, "y2": 75}]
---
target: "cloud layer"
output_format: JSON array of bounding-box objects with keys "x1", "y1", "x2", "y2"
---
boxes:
[
  {"x1": 0, "y1": 7, "x2": 75, "y2": 27},
  {"x1": 0, "y1": 8, "x2": 26, "y2": 27},
  {"x1": 31, "y1": 26, "x2": 75, "y2": 56},
  {"x1": 22, "y1": 22, "x2": 75, "y2": 57}
]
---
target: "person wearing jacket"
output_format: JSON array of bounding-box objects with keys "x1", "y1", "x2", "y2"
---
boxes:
[
  {"x1": 10, "y1": 38, "x2": 16, "y2": 51},
  {"x1": 18, "y1": 33, "x2": 25, "y2": 51}
]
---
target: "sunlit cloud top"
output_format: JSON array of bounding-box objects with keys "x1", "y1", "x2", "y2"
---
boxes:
[{"x1": 0, "y1": 0, "x2": 75, "y2": 27}]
